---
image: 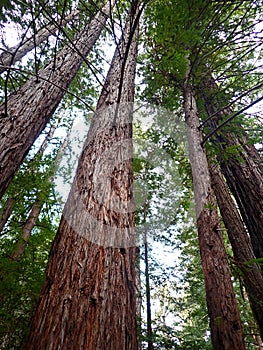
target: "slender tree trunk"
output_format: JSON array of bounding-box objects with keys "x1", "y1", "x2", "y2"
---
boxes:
[
  {"x1": 0, "y1": 0, "x2": 114, "y2": 201},
  {"x1": 25, "y1": 3, "x2": 140, "y2": 349},
  {"x1": 36, "y1": 117, "x2": 60, "y2": 155},
  {"x1": 10, "y1": 117, "x2": 73, "y2": 261},
  {"x1": 0, "y1": 10, "x2": 80, "y2": 74},
  {"x1": 210, "y1": 162, "x2": 263, "y2": 340},
  {"x1": 11, "y1": 202, "x2": 42, "y2": 261},
  {"x1": 183, "y1": 66, "x2": 245, "y2": 349},
  {"x1": 143, "y1": 203, "x2": 154, "y2": 350},
  {"x1": 199, "y1": 75, "x2": 263, "y2": 262},
  {"x1": 0, "y1": 197, "x2": 15, "y2": 234},
  {"x1": 0, "y1": 118, "x2": 58, "y2": 237}
]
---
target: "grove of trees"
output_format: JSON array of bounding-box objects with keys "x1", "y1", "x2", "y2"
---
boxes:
[{"x1": 0, "y1": 0, "x2": 262, "y2": 349}]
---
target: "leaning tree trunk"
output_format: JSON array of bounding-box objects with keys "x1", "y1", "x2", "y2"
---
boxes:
[
  {"x1": 183, "y1": 67, "x2": 245, "y2": 349},
  {"x1": 0, "y1": 9, "x2": 80, "y2": 74},
  {"x1": 11, "y1": 118, "x2": 61, "y2": 261},
  {"x1": 0, "y1": 0, "x2": 115, "y2": 201},
  {"x1": 0, "y1": 117, "x2": 59, "y2": 236},
  {"x1": 11, "y1": 202, "x2": 42, "y2": 261},
  {"x1": 0, "y1": 197, "x2": 15, "y2": 234},
  {"x1": 199, "y1": 75, "x2": 263, "y2": 262},
  {"x1": 210, "y1": 162, "x2": 263, "y2": 341},
  {"x1": 25, "y1": 2, "x2": 140, "y2": 349}
]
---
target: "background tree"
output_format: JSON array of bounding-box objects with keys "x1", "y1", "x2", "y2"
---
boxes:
[{"x1": 0, "y1": 0, "x2": 113, "y2": 200}]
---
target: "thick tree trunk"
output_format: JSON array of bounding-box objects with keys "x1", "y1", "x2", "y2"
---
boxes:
[
  {"x1": 0, "y1": 0, "x2": 114, "y2": 201},
  {"x1": 200, "y1": 76, "x2": 263, "y2": 262},
  {"x1": 25, "y1": 3, "x2": 140, "y2": 349},
  {"x1": 0, "y1": 197, "x2": 14, "y2": 234},
  {"x1": 0, "y1": 10, "x2": 80, "y2": 74},
  {"x1": 210, "y1": 162, "x2": 263, "y2": 340},
  {"x1": 183, "y1": 70, "x2": 245, "y2": 349}
]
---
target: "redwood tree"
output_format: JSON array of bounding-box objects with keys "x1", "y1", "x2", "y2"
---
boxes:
[
  {"x1": 183, "y1": 63, "x2": 245, "y2": 350},
  {"x1": 25, "y1": 2, "x2": 141, "y2": 349},
  {"x1": 210, "y1": 162, "x2": 263, "y2": 340},
  {"x1": 199, "y1": 75, "x2": 263, "y2": 262},
  {"x1": 0, "y1": 0, "x2": 114, "y2": 200}
]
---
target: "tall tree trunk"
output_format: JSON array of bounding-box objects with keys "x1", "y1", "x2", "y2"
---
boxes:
[
  {"x1": 199, "y1": 76, "x2": 263, "y2": 262},
  {"x1": 0, "y1": 0, "x2": 114, "y2": 201},
  {"x1": 36, "y1": 117, "x2": 60, "y2": 155},
  {"x1": 0, "y1": 197, "x2": 15, "y2": 234},
  {"x1": 0, "y1": 9, "x2": 80, "y2": 74},
  {"x1": 210, "y1": 162, "x2": 263, "y2": 340},
  {"x1": 25, "y1": 2, "x2": 140, "y2": 349},
  {"x1": 11, "y1": 202, "x2": 42, "y2": 261},
  {"x1": 10, "y1": 117, "x2": 73, "y2": 261},
  {"x1": 183, "y1": 66, "x2": 245, "y2": 349},
  {"x1": 0, "y1": 117, "x2": 59, "y2": 236}
]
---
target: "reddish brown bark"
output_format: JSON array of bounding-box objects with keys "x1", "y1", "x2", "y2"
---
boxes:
[
  {"x1": 199, "y1": 76, "x2": 263, "y2": 262},
  {"x1": 25, "y1": 3, "x2": 140, "y2": 349},
  {"x1": 183, "y1": 69, "x2": 245, "y2": 349},
  {"x1": 0, "y1": 1, "x2": 114, "y2": 200},
  {"x1": 210, "y1": 162, "x2": 263, "y2": 340}
]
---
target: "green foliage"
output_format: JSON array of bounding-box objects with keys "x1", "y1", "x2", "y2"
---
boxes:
[
  {"x1": 0, "y1": 233, "x2": 52, "y2": 349},
  {"x1": 0, "y1": 120, "x2": 64, "y2": 347}
]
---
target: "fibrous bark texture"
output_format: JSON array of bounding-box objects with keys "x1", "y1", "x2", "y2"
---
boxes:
[
  {"x1": 210, "y1": 162, "x2": 263, "y2": 340},
  {"x1": 25, "y1": 2, "x2": 140, "y2": 349},
  {"x1": 0, "y1": 1, "x2": 114, "y2": 200},
  {"x1": 183, "y1": 74, "x2": 245, "y2": 350}
]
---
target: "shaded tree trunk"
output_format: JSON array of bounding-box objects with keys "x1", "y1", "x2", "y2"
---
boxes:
[
  {"x1": 0, "y1": 0, "x2": 114, "y2": 201},
  {"x1": 25, "y1": 2, "x2": 140, "y2": 349},
  {"x1": 0, "y1": 197, "x2": 15, "y2": 234},
  {"x1": 199, "y1": 76, "x2": 263, "y2": 262},
  {"x1": 10, "y1": 117, "x2": 74, "y2": 261},
  {"x1": 11, "y1": 202, "x2": 42, "y2": 261},
  {"x1": 36, "y1": 117, "x2": 60, "y2": 155},
  {"x1": 210, "y1": 162, "x2": 263, "y2": 341},
  {"x1": 183, "y1": 66, "x2": 245, "y2": 349},
  {"x1": 0, "y1": 9, "x2": 80, "y2": 74}
]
